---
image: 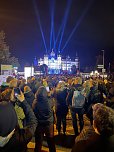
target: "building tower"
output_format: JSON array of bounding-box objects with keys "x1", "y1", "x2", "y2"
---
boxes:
[
  {"x1": 57, "y1": 51, "x2": 61, "y2": 70},
  {"x1": 44, "y1": 54, "x2": 48, "y2": 66},
  {"x1": 75, "y1": 52, "x2": 79, "y2": 69},
  {"x1": 33, "y1": 56, "x2": 38, "y2": 66}
]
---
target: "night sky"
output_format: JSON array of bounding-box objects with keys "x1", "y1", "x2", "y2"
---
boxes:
[{"x1": 0, "y1": 0, "x2": 114, "y2": 68}]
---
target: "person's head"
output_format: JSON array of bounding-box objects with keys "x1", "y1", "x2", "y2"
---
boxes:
[
  {"x1": 0, "y1": 101, "x2": 18, "y2": 137},
  {"x1": 1, "y1": 88, "x2": 12, "y2": 102},
  {"x1": 92, "y1": 103, "x2": 114, "y2": 136},
  {"x1": 24, "y1": 86, "x2": 31, "y2": 93},
  {"x1": 75, "y1": 84, "x2": 83, "y2": 91},
  {"x1": 9, "y1": 78, "x2": 18, "y2": 88},
  {"x1": 56, "y1": 81, "x2": 65, "y2": 90},
  {"x1": 20, "y1": 78, "x2": 26, "y2": 85},
  {"x1": 92, "y1": 80, "x2": 98, "y2": 86},
  {"x1": 35, "y1": 86, "x2": 48, "y2": 100},
  {"x1": 6, "y1": 76, "x2": 14, "y2": 83}
]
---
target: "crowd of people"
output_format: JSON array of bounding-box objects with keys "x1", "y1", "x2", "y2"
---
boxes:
[{"x1": 0, "y1": 74, "x2": 114, "y2": 152}]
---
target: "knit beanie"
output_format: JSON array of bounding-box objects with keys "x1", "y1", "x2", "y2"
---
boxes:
[{"x1": 0, "y1": 101, "x2": 18, "y2": 137}]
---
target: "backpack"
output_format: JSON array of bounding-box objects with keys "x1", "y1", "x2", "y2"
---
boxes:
[{"x1": 72, "y1": 90, "x2": 85, "y2": 108}]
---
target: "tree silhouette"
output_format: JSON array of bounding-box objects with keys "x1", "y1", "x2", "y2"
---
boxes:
[{"x1": 0, "y1": 30, "x2": 20, "y2": 67}]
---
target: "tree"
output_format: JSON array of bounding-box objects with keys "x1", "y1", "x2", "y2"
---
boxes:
[
  {"x1": 0, "y1": 30, "x2": 20, "y2": 67},
  {"x1": 9, "y1": 56, "x2": 20, "y2": 67}
]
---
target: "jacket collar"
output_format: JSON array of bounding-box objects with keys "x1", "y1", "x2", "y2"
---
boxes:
[{"x1": 0, "y1": 129, "x2": 15, "y2": 147}]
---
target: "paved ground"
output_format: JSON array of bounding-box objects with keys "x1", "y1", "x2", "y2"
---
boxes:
[{"x1": 27, "y1": 113, "x2": 90, "y2": 152}]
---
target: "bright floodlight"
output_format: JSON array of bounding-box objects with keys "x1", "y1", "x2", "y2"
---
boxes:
[{"x1": 24, "y1": 67, "x2": 34, "y2": 80}]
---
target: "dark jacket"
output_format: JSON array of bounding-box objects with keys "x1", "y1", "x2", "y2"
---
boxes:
[
  {"x1": 24, "y1": 91, "x2": 35, "y2": 107},
  {"x1": 72, "y1": 133, "x2": 114, "y2": 152},
  {"x1": 85, "y1": 86, "x2": 103, "y2": 116},
  {"x1": 34, "y1": 89, "x2": 54, "y2": 125},
  {"x1": 0, "y1": 100, "x2": 37, "y2": 152},
  {"x1": 55, "y1": 88, "x2": 68, "y2": 116},
  {"x1": 66, "y1": 87, "x2": 75, "y2": 106}
]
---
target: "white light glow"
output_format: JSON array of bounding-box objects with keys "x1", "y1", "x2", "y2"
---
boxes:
[{"x1": 24, "y1": 67, "x2": 34, "y2": 80}]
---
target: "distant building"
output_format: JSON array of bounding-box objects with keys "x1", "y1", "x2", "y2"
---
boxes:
[{"x1": 35, "y1": 50, "x2": 79, "y2": 74}]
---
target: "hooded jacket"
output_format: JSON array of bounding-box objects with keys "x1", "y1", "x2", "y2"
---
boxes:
[
  {"x1": 0, "y1": 100, "x2": 37, "y2": 152},
  {"x1": 24, "y1": 91, "x2": 35, "y2": 107},
  {"x1": 33, "y1": 86, "x2": 53, "y2": 125}
]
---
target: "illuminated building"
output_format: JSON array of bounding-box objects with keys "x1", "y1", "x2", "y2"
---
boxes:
[{"x1": 37, "y1": 50, "x2": 79, "y2": 74}]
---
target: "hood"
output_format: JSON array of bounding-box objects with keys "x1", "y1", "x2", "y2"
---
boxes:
[
  {"x1": 24, "y1": 91, "x2": 34, "y2": 98},
  {"x1": 0, "y1": 129, "x2": 15, "y2": 147},
  {"x1": 0, "y1": 101, "x2": 18, "y2": 137}
]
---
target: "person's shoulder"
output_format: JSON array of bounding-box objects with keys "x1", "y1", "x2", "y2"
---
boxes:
[
  {"x1": 72, "y1": 140, "x2": 87, "y2": 152},
  {"x1": 73, "y1": 133, "x2": 101, "y2": 152},
  {"x1": 76, "y1": 125, "x2": 95, "y2": 143}
]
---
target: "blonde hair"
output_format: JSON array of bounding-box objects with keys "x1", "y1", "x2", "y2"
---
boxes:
[
  {"x1": 9, "y1": 79, "x2": 18, "y2": 88},
  {"x1": 24, "y1": 86, "x2": 31, "y2": 93}
]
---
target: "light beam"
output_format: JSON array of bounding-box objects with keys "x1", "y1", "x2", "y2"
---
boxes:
[
  {"x1": 58, "y1": 0, "x2": 72, "y2": 52},
  {"x1": 49, "y1": 0, "x2": 55, "y2": 51},
  {"x1": 62, "y1": 0, "x2": 94, "y2": 51},
  {"x1": 32, "y1": 0, "x2": 47, "y2": 53}
]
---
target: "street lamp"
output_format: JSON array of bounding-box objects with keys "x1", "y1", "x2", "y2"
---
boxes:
[
  {"x1": 101, "y1": 50, "x2": 105, "y2": 79},
  {"x1": 102, "y1": 50, "x2": 104, "y2": 69}
]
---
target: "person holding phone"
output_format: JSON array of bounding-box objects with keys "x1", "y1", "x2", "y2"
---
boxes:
[
  {"x1": 0, "y1": 90, "x2": 37, "y2": 152},
  {"x1": 32, "y1": 86, "x2": 56, "y2": 152},
  {"x1": 11, "y1": 88, "x2": 25, "y2": 128}
]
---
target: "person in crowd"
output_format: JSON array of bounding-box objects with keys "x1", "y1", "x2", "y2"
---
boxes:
[
  {"x1": 0, "y1": 90, "x2": 37, "y2": 152},
  {"x1": 9, "y1": 78, "x2": 19, "y2": 89},
  {"x1": 106, "y1": 81, "x2": 114, "y2": 109},
  {"x1": 19, "y1": 78, "x2": 26, "y2": 92},
  {"x1": 71, "y1": 103, "x2": 114, "y2": 152},
  {"x1": 0, "y1": 76, "x2": 14, "y2": 92},
  {"x1": 24, "y1": 86, "x2": 35, "y2": 107},
  {"x1": 27, "y1": 77, "x2": 36, "y2": 94},
  {"x1": 32, "y1": 86, "x2": 56, "y2": 152},
  {"x1": 0, "y1": 88, "x2": 12, "y2": 102},
  {"x1": 66, "y1": 84, "x2": 85, "y2": 136},
  {"x1": 34, "y1": 78, "x2": 42, "y2": 93},
  {"x1": 0, "y1": 86, "x2": 25, "y2": 128},
  {"x1": 85, "y1": 80, "x2": 103, "y2": 125},
  {"x1": 9, "y1": 78, "x2": 25, "y2": 128},
  {"x1": 54, "y1": 81, "x2": 68, "y2": 135}
]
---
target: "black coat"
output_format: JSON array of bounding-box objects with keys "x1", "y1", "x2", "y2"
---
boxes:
[
  {"x1": 24, "y1": 91, "x2": 35, "y2": 107},
  {"x1": 72, "y1": 132, "x2": 114, "y2": 152},
  {"x1": 34, "y1": 95, "x2": 54, "y2": 125},
  {"x1": 55, "y1": 88, "x2": 68, "y2": 116},
  {"x1": 0, "y1": 100, "x2": 37, "y2": 152}
]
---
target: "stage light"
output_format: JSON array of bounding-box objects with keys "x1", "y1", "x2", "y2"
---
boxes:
[{"x1": 24, "y1": 67, "x2": 34, "y2": 80}]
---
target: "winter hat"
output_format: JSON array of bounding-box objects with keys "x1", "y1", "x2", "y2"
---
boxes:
[{"x1": 0, "y1": 101, "x2": 18, "y2": 137}]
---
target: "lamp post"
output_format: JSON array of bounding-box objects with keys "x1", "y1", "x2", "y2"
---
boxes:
[{"x1": 102, "y1": 50, "x2": 104, "y2": 79}]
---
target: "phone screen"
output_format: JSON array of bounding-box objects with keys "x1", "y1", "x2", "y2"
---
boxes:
[
  {"x1": 14, "y1": 88, "x2": 21, "y2": 95},
  {"x1": 46, "y1": 86, "x2": 50, "y2": 92}
]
